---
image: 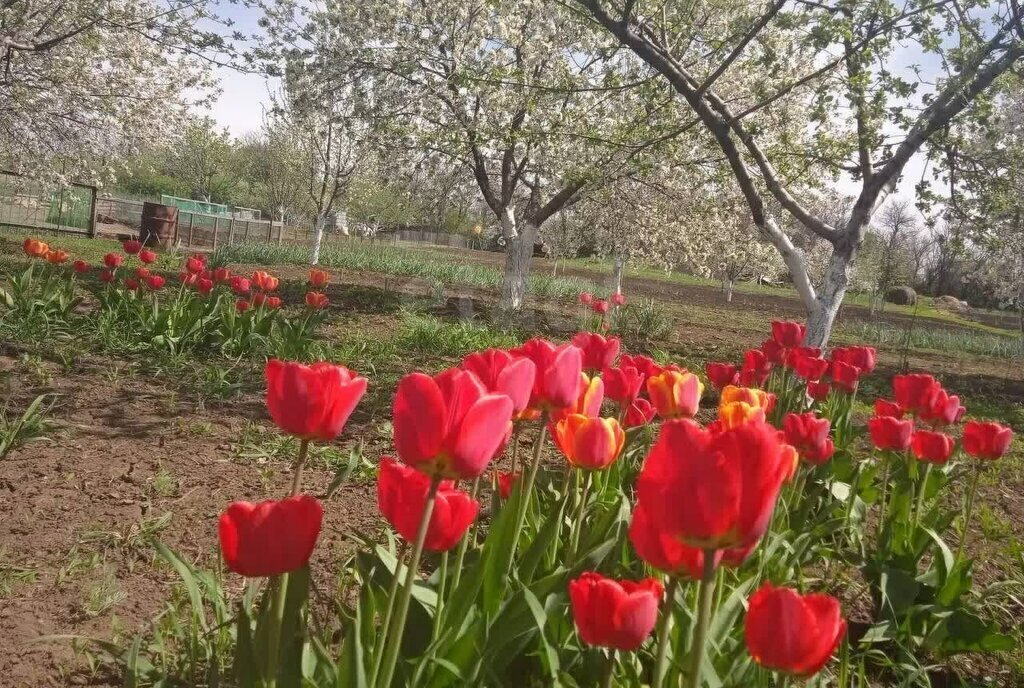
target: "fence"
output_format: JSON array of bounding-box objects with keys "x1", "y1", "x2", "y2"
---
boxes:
[
  {"x1": 1, "y1": 180, "x2": 477, "y2": 252},
  {"x1": 0, "y1": 171, "x2": 97, "y2": 236}
]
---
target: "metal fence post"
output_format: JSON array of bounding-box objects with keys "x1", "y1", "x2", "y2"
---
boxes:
[
  {"x1": 87, "y1": 185, "x2": 98, "y2": 238},
  {"x1": 213, "y1": 217, "x2": 219, "y2": 249},
  {"x1": 228, "y1": 217, "x2": 235, "y2": 245},
  {"x1": 187, "y1": 213, "x2": 195, "y2": 248}
]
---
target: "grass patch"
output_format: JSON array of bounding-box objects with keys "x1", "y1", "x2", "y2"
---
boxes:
[
  {"x1": 395, "y1": 311, "x2": 520, "y2": 358},
  {"x1": 836, "y1": 320, "x2": 1022, "y2": 360}
]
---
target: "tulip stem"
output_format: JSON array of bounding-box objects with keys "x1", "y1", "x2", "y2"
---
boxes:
[
  {"x1": 777, "y1": 675, "x2": 790, "y2": 688},
  {"x1": 843, "y1": 461, "x2": 863, "y2": 532},
  {"x1": 433, "y1": 551, "x2": 448, "y2": 637},
  {"x1": 510, "y1": 425, "x2": 522, "y2": 475},
  {"x1": 510, "y1": 417, "x2": 548, "y2": 558},
  {"x1": 955, "y1": 463, "x2": 982, "y2": 562},
  {"x1": 450, "y1": 477, "x2": 481, "y2": 593},
  {"x1": 369, "y1": 542, "x2": 408, "y2": 687},
  {"x1": 568, "y1": 470, "x2": 592, "y2": 563},
  {"x1": 913, "y1": 463, "x2": 933, "y2": 531},
  {"x1": 376, "y1": 476, "x2": 441, "y2": 688},
  {"x1": 264, "y1": 572, "x2": 290, "y2": 688},
  {"x1": 289, "y1": 439, "x2": 310, "y2": 496},
  {"x1": 875, "y1": 453, "x2": 891, "y2": 547},
  {"x1": 653, "y1": 576, "x2": 678, "y2": 688},
  {"x1": 686, "y1": 551, "x2": 717, "y2": 688},
  {"x1": 601, "y1": 650, "x2": 616, "y2": 688}
]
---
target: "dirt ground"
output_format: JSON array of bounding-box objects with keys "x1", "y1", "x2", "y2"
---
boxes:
[{"x1": 2, "y1": 253, "x2": 1023, "y2": 686}]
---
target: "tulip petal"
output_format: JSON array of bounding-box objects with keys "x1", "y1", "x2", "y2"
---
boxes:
[
  {"x1": 448, "y1": 393, "x2": 514, "y2": 477},
  {"x1": 393, "y1": 373, "x2": 448, "y2": 468}
]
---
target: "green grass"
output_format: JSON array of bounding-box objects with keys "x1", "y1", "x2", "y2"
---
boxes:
[
  {"x1": 836, "y1": 320, "x2": 1022, "y2": 360},
  {"x1": 395, "y1": 311, "x2": 520, "y2": 358},
  {"x1": 213, "y1": 240, "x2": 598, "y2": 300}
]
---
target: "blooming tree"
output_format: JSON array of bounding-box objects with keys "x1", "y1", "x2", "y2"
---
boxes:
[
  {"x1": 573, "y1": 0, "x2": 1024, "y2": 346},
  {"x1": 0, "y1": 0, "x2": 221, "y2": 185},
  {"x1": 251, "y1": 0, "x2": 686, "y2": 309}
]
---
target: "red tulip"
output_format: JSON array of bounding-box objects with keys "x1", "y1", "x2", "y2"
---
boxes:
[
  {"x1": 638, "y1": 418, "x2": 789, "y2": 557},
  {"x1": 305, "y1": 291, "x2": 329, "y2": 309},
  {"x1": 252, "y1": 270, "x2": 279, "y2": 292},
  {"x1": 917, "y1": 388, "x2": 966, "y2": 428},
  {"x1": 377, "y1": 458, "x2": 479, "y2": 552},
  {"x1": 100, "y1": 269, "x2": 116, "y2": 284},
  {"x1": 72, "y1": 260, "x2": 89, "y2": 274},
  {"x1": 578, "y1": 291, "x2": 594, "y2": 306},
  {"x1": 874, "y1": 399, "x2": 904, "y2": 418},
  {"x1": 783, "y1": 412, "x2": 834, "y2": 465},
  {"x1": 830, "y1": 360, "x2": 860, "y2": 393},
  {"x1": 893, "y1": 374, "x2": 941, "y2": 415},
  {"x1": 629, "y1": 503, "x2": 718, "y2": 579},
  {"x1": 611, "y1": 292, "x2": 626, "y2": 306},
  {"x1": 197, "y1": 278, "x2": 214, "y2": 295},
  {"x1": 911, "y1": 429, "x2": 955, "y2": 464},
  {"x1": 134, "y1": 266, "x2": 151, "y2": 280},
  {"x1": 831, "y1": 345, "x2": 877, "y2": 374},
  {"x1": 705, "y1": 362, "x2": 739, "y2": 391},
  {"x1": 138, "y1": 249, "x2": 157, "y2": 264},
  {"x1": 741, "y1": 349, "x2": 772, "y2": 387},
  {"x1": 624, "y1": 398, "x2": 656, "y2": 427},
  {"x1": 568, "y1": 572, "x2": 662, "y2": 651},
  {"x1": 231, "y1": 276, "x2": 251, "y2": 295},
  {"x1": 571, "y1": 332, "x2": 620, "y2": 371},
  {"x1": 266, "y1": 296, "x2": 283, "y2": 309},
  {"x1": 619, "y1": 354, "x2": 663, "y2": 382},
  {"x1": 647, "y1": 370, "x2": 703, "y2": 419},
  {"x1": 963, "y1": 420, "x2": 1013, "y2": 460},
  {"x1": 265, "y1": 360, "x2": 367, "y2": 442},
  {"x1": 510, "y1": 339, "x2": 584, "y2": 411},
  {"x1": 791, "y1": 351, "x2": 830, "y2": 381},
  {"x1": 868, "y1": 416, "x2": 913, "y2": 451},
  {"x1": 745, "y1": 584, "x2": 846, "y2": 677},
  {"x1": 771, "y1": 320, "x2": 806, "y2": 348},
  {"x1": 461, "y1": 348, "x2": 537, "y2": 416},
  {"x1": 496, "y1": 470, "x2": 521, "y2": 499},
  {"x1": 22, "y1": 238, "x2": 48, "y2": 258},
  {"x1": 123, "y1": 278, "x2": 140, "y2": 291},
  {"x1": 253, "y1": 292, "x2": 267, "y2": 307},
  {"x1": 552, "y1": 414, "x2": 625, "y2": 470},
  {"x1": 103, "y1": 252, "x2": 123, "y2": 269},
  {"x1": 180, "y1": 271, "x2": 198, "y2": 286},
  {"x1": 46, "y1": 249, "x2": 69, "y2": 264},
  {"x1": 236, "y1": 299, "x2": 250, "y2": 313},
  {"x1": 308, "y1": 268, "x2": 330, "y2": 287},
  {"x1": 122, "y1": 239, "x2": 142, "y2": 255},
  {"x1": 592, "y1": 299, "x2": 610, "y2": 315},
  {"x1": 145, "y1": 275, "x2": 166, "y2": 291},
  {"x1": 761, "y1": 338, "x2": 787, "y2": 365},
  {"x1": 185, "y1": 256, "x2": 205, "y2": 274},
  {"x1": 603, "y1": 364, "x2": 645, "y2": 404},
  {"x1": 213, "y1": 266, "x2": 232, "y2": 283},
  {"x1": 393, "y1": 368, "x2": 514, "y2": 479},
  {"x1": 807, "y1": 380, "x2": 830, "y2": 402},
  {"x1": 218, "y1": 495, "x2": 323, "y2": 577}
]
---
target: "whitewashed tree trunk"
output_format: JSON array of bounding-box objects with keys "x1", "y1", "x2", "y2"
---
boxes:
[
  {"x1": 612, "y1": 253, "x2": 625, "y2": 294},
  {"x1": 310, "y1": 213, "x2": 327, "y2": 266},
  {"x1": 805, "y1": 248, "x2": 853, "y2": 348},
  {"x1": 499, "y1": 220, "x2": 538, "y2": 311},
  {"x1": 725, "y1": 278, "x2": 735, "y2": 303}
]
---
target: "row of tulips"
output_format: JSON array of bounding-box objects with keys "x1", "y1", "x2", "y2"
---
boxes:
[
  {"x1": 16, "y1": 238, "x2": 334, "y2": 359},
  {"x1": 199, "y1": 318, "x2": 1013, "y2": 687}
]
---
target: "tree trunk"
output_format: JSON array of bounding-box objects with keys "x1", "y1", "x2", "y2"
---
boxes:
[
  {"x1": 805, "y1": 248, "x2": 853, "y2": 348},
  {"x1": 725, "y1": 279, "x2": 735, "y2": 303},
  {"x1": 310, "y1": 213, "x2": 327, "y2": 266},
  {"x1": 499, "y1": 221, "x2": 538, "y2": 311},
  {"x1": 612, "y1": 254, "x2": 626, "y2": 294}
]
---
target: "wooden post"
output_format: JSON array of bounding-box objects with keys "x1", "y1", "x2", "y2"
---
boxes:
[
  {"x1": 87, "y1": 185, "x2": 98, "y2": 238},
  {"x1": 266, "y1": 221, "x2": 272, "y2": 243},
  {"x1": 213, "y1": 217, "x2": 219, "y2": 249},
  {"x1": 187, "y1": 213, "x2": 196, "y2": 248},
  {"x1": 244, "y1": 220, "x2": 251, "y2": 242},
  {"x1": 228, "y1": 217, "x2": 235, "y2": 245}
]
